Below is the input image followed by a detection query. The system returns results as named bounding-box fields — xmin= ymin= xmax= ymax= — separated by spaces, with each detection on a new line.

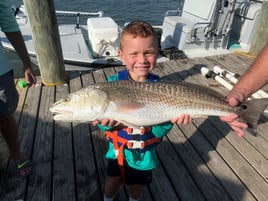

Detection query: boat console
xmin=160 ymin=0 xmax=262 ymax=56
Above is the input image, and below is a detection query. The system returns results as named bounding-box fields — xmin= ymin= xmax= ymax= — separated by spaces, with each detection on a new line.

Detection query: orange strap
xmin=105 ymin=130 xmax=126 ymax=182
xmin=144 ymin=137 xmax=161 ymax=146
xmin=105 ymin=129 xmax=161 ymax=183
xmin=105 ymin=130 xmax=126 ymax=166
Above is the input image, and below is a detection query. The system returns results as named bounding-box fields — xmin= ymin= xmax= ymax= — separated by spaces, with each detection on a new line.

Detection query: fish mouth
xmin=50 ymin=110 xmax=73 ymax=119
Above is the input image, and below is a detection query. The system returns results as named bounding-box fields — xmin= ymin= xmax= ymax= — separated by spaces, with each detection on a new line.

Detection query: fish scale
xmin=99 ymin=81 xmax=232 ymax=112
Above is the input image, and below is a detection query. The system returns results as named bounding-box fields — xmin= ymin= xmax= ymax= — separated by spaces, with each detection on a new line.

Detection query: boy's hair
xmin=120 ymin=20 xmax=158 ymax=50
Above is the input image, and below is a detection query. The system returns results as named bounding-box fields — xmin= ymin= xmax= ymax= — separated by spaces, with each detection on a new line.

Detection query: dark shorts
xmin=0 ymin=70 xmax=19 ymax=117
xmin=107 ymin=159 xmax=152 ymax=185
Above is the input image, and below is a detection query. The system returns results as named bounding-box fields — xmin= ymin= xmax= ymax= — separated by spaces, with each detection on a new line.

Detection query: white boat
xmin=160 ymin=0 xmax=263 ymax=58
xmin=0 ymin=5 xmax=122 ymax=71
xmin=0 ymin=0 xmax=263 ymax=71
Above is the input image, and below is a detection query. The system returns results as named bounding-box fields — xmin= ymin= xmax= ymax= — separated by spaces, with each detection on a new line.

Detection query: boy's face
xmin=118 ymin=35 xmax=158 ymax=82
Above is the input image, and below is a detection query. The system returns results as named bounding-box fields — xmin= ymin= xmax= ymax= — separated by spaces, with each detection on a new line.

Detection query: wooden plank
xmin=26 ymin=84 xmax=55 ymax=200
xmin=204 ymin=54 xmax=251 ymax=75
xmin=156 ymin=135 xmax=206 ymax=201
xmin=148 ymin=159 xmax=185 ymax=201
xmin=179 ymin=120 xmax=257 ymax=201
xmin=194 ymin=117 xmax=268 ymax=200
xmin=168 ymin=125 xmax=238 ymax=201
xmin=53 ymin=82 xmax=76 ymax=201
xmin=255 ymin=120 xmax=268 ymax=141
xmin=93 ymin=69 xmax=109 ymax=83
xmin=102 ymin=67 xmax=117 ymax=78
xmin=69 ymin=71 xmax=103 ymax=200
xmin=0 ymin=81 xmax=42 ymax=200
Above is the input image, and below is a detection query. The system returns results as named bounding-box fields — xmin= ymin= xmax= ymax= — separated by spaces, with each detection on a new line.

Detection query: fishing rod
xmin=200 ymin=66 xmax=233 ymax=90
xmin=201 ymin=66 xmax=268 ymax=118
xmin=213 ymin=66 xmax=268 ymax=99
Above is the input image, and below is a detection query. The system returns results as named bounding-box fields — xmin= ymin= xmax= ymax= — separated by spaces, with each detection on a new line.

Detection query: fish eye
xmin=63 ymin=98 xmax=69 ymax=102
xmin=241 ymin=104 xmax=247 ymax=110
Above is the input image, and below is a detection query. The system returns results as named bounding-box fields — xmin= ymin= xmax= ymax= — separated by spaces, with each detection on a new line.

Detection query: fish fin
xmin=161 ymin=81 xmax=225 ymax=99
xmin=246 ymin=128 xmax=258 ymax=136
xmin=113 ymin=101 xmax=145 ymax=113
xmin=238 ymin=98 xmax=268 ymax=136
xmin=118 ymin=121 xmax=140 ymax=128
xmin=191 ymin=115 xmax=208 ymax=119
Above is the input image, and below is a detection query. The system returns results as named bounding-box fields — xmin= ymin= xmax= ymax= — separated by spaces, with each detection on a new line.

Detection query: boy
xmin=93 ymin=20 xmax=191 ymax=201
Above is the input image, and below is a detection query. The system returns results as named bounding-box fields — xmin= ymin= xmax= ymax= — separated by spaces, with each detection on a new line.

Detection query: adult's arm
xmin=220 ymin=44 xmax=268 ymax=136
xmin=228 ymin=45 xmax=268 ymax=105
xmin=5 ymin=31 xmax=36 ymax=86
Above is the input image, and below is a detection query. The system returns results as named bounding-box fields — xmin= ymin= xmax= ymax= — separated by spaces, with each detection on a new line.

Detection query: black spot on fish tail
xmin=238 ymin=98 xmax=268 ymax=136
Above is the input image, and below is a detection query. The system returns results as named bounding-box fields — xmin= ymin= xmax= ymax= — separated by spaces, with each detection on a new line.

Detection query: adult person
xmin=220 ymin=44 xmax=268 ymax=136
xmin=0 ymin=0 xmax=36 ymax=177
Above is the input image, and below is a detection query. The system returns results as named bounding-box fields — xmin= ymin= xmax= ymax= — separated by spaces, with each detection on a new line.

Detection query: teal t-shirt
xmin=0 ymin=0 xmax=20 ymax=76
xmin=98 ymin=72 xmax=173 ymax=170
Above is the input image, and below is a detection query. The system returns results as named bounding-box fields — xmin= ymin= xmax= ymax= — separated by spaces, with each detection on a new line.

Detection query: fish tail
xmin=239 ymin=98 xmax=268 ymax=136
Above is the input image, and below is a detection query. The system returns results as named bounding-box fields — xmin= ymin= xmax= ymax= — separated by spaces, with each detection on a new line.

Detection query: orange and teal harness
xmin=105 ymin=126 xmax=162 ymax=167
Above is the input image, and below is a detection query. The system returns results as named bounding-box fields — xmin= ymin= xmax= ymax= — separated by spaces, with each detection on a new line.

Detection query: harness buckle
xmin=127 ymin=140 xmax=145 ymax=149
xmin=114 ymin=149 xmax=119 ymax=157
xmin=126 ymin=127 xmax=145 ymax=135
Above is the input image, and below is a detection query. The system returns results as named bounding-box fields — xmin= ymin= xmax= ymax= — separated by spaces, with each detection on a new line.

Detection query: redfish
xmin=50 ymin=81 xmax=268 ymax=136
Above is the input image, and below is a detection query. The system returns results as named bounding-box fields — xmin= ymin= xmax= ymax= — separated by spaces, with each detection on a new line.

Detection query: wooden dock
xmin=0 ymin=53 xmax=268 ymax=201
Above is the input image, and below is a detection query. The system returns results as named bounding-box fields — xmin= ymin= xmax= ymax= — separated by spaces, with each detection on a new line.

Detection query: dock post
xmin=249 ymin=0 xmax=268 ymax=56
xmin=23 ymin=0 xmax=67 ymax=85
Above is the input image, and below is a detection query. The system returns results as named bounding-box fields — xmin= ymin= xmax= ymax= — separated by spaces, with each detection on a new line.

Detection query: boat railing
xmin=186 ymin=22 xmax=212 ymax=43
xmin=164 ymin=9 xmax=182 ymax=16
xmin=12 ymin=5 xmax=104 ymax=29
xmin=55 ymin=10 xmax=104 ymax=28
xmin=55 ymin=10 xmax=104 ymax=18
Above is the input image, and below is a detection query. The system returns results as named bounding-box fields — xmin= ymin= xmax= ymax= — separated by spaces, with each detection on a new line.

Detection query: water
xmin=9 ymin=0 xmax=180 ymax=78
xmin=11 ymin=0 xmax=180 ymax=26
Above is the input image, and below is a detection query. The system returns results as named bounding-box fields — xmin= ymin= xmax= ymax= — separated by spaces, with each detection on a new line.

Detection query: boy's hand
xmin=92 ymin=119 xmax=121 ymax=127
xmin=171 ymin=114 xmax=192 ymax=125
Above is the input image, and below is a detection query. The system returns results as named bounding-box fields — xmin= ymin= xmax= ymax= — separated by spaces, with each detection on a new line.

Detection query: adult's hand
xmin=220 ymin=90 xmax=248 ymax=137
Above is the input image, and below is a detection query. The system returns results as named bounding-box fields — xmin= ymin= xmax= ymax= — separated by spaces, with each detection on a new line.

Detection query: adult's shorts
xmin=0 ymin=70 xmax=19 ymax=117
